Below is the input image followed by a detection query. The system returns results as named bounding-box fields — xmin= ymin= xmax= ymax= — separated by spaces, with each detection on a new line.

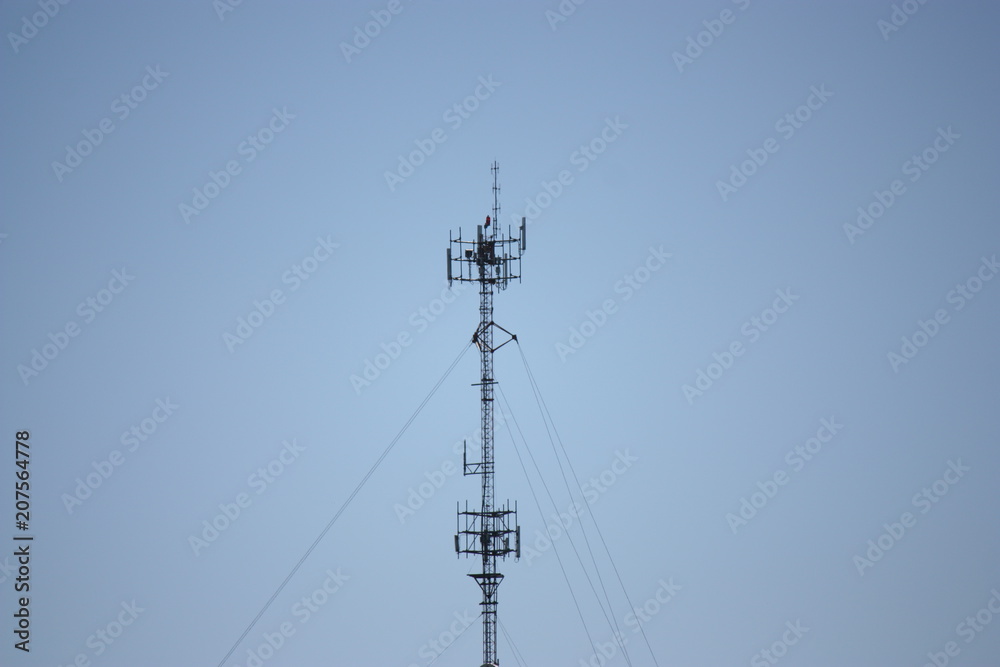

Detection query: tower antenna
xmin=447 ymin=162 xmax=527 ymax=667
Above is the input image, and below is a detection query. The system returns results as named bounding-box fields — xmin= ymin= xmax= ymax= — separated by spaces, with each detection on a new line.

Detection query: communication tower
xmin=447 ymin=162 xmax=526 ymax=667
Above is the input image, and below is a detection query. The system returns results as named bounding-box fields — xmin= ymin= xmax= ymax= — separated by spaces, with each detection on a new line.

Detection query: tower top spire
xmin=492 ymin=161 xmax=501 ymax=233
xmin=447 ymin=164 xmax=525 ymax=291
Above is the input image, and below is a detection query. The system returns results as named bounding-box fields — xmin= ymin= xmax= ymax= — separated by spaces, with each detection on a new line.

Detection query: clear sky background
xmin=2 ymin=1 xmax=999 ymax=666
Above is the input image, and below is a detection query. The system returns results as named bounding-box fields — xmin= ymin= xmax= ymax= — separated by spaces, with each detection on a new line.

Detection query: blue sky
xmin=2 ymin=1 xmax=999 ymax=666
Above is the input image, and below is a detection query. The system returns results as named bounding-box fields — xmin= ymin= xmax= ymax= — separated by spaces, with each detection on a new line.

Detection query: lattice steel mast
xmin=448 ymin=162 xmax=525 ymax=667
